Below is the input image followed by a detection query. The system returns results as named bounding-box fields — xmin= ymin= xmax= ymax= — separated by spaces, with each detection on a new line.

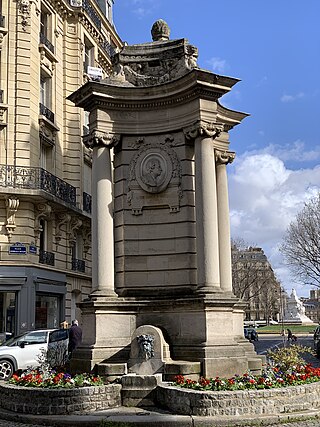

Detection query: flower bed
xmin=0 ymin=381 xmax=121 ymax=415
xmin=173 ymin=364 xmax=320 ymax=391
xmin=156 ymin=356 xmax=320 ymax=417
xmin=9 ymin=370 xmax=104 ymax=388
xmin=156 ymin=379 xmax=320 ymax=417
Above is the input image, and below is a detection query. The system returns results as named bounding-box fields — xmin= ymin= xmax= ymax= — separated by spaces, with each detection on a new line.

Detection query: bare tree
xmin=281 ymin=193 xmax=320 ymax=288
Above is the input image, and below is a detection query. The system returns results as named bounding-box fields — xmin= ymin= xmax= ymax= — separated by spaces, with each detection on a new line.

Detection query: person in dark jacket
xmin=68 ymin=319 xmax=82 ymax=359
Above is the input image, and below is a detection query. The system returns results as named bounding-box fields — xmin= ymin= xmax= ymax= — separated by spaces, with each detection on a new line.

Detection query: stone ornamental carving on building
xmin=127 ymin=135 xmax=182 ymax=215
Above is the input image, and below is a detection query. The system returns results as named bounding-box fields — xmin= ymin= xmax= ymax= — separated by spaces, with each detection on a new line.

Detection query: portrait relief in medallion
xmin=136 ymin=150 xmax=172 ymax=194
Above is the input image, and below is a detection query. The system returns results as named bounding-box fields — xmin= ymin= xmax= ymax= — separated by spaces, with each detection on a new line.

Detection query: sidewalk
xmin=2 ymin=405 xmax=320 ymax=427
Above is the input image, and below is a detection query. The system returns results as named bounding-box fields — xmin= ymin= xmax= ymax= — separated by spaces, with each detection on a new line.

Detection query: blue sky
xmin=113 ymin=0 xmax=320 ymax=296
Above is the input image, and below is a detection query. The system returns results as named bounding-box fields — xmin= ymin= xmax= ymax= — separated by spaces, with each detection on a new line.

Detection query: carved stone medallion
xmin=136 ymin=149 xmax=172 ymax=194
xmin=127 ymin=135 xmax=182 ymax=215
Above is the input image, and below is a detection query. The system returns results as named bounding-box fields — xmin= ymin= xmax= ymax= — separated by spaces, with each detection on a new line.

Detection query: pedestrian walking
xmin=68 ymin=319 xmax=82 ymax=360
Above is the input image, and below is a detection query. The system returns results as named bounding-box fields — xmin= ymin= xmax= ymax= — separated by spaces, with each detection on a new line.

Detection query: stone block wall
xmin=0 ymin=383 xmax=121 ymax=415
xmin=156 ymin=382 xmax=320 ymax=416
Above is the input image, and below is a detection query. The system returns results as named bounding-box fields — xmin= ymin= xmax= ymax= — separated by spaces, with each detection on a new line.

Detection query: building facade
xmin=232 ymin=245 xmax=281 ymax=323
xmin=302 ymin=290 xmax=320 ymax=323
xmin=0 ymin=0 xmax=121 ymax=337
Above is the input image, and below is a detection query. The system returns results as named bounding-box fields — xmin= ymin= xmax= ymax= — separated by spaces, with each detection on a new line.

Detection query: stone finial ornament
xmin=151 ymin=19 xmax=170 ymax=41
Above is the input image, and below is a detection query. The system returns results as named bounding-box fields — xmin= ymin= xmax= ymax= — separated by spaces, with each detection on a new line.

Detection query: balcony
xmin=39 ymin=250 xmax=55 ymax=266
xmin=0 ymin=165 xmax=77 ymax=207
xmin=39 ymin=103 xmax=54 ymax=123
xmin=72 ymin=258 xmax=85 ymax=273
xmin=83 ymin=0 xmax=101 ymax=30
xmin=100 ymin=40 xmax=116 ymax=58
xmin=39 ymin=32 xmax=54 ymax=54
xmin=83 ymin=192 xmax=92 ymax=214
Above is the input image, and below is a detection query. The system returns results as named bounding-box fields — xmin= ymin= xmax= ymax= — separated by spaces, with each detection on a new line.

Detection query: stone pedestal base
xmin=121 ymin=374 xmax=162 ymax=407
xmin=73 ymin=295 xmax=262 ymax=378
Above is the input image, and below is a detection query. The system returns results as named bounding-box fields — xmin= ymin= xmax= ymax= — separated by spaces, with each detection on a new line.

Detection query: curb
xmin=1 ymin=407 xmax=320 ymax=427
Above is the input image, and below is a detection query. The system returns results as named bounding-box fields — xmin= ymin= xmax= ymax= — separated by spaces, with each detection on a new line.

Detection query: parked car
xmin=0 ymin=328 xmax=69 ymax=380
xmin=0 ymin=332 xmax=13 ymax=344
xmin=244 ymin=327 xmax=259 ymax=342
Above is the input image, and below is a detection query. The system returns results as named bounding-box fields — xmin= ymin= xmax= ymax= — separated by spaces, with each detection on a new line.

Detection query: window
xmin=35 ymin=294 xmax=60 ymax=329
xmin=49 ymin=329 xmax=68 ymax=343
xmin=39 ymin=218 xmax=47 ymax=252
xmin=40 ymin=5 xmax=51 ymax=40
xmin=71 ymin=233 xmax=85 ymax=272
xmin=83 ymin=36 xmax=94 ymax=72
xmin=40 ymin=137 xmax=53 ymax=171
xmin=0 ymin=293 xmax=16 ymax=338
xmin=20 ymin=331 xmax=48 ymax=345
xmin=40 ymin=76 xmax=51 ymax=108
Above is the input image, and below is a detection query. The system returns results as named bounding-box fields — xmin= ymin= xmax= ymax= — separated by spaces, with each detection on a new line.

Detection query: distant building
xmin=302 ymin=290 xmax=320 ymax=323
xmin=0 ymin=0 xmax=122 ymax=336
xmin=232 ymin=245 xmax=281 ymax=323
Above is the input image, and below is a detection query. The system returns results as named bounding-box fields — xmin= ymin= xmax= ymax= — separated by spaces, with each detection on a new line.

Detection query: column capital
xmin=83 ymin=129 xmax=121 ymax=149
xmin=184 ymin=120 xmax=224 ymax=140
xmin=215 ymin=150 xmax=236 ymax=165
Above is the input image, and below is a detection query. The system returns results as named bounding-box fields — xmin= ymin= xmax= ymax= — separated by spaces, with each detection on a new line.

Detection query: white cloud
xmin=229 ymin=152 xmax=320 ymax=296
xmin=280 ymin=92 xmax=305 ymax=103
xmin=129 ymin=0 xmax=157 ymax=18
xmin=206 ymin=57 xmax=227 ymax=73
xmin=242 ymin=140 xmax=320 ymax=164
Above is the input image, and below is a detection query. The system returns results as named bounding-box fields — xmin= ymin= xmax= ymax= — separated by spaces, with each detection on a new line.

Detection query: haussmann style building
xmin=0 ymin=0 xmax=122 ymax=339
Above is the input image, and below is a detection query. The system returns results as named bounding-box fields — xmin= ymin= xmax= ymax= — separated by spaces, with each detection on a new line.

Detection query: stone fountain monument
xmin=69 ymin=20 xmax=262 ymax=380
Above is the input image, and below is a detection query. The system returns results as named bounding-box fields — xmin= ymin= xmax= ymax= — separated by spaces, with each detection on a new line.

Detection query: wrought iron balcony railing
xmin=83 ymin=0 xmax=101 ymax=30
xmin=0 ymin=165 xmax=77 ymax=207
xmin=100 ymin=40 xmax=116 ymax=58
xmin=39 ymin=32 xmax=54 ymax=54
xmin=72 ymin=258 xmax=85 ymax=273
xmin=39 ymin=250 xmax=55 ymax=266
xmin=39 ymin=103 xmax=54 ymax=123
xmin=83 ymin=192 xmax=92 ymax=213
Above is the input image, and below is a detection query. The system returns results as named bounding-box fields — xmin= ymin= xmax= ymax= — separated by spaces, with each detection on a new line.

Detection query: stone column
xmin=83 ymin=129 xmax=120 ymax=297
xmin=216 ymin=150 xmax=236 ymax=294
xmin=184 ymin=121 xmax=224 ymax=293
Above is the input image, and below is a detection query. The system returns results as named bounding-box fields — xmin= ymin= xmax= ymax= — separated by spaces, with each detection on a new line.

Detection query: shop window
xmin=0 ymin=292 xmax=15 ymax=340
xmin=35 ymin=294 xmax=61 ymax=329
